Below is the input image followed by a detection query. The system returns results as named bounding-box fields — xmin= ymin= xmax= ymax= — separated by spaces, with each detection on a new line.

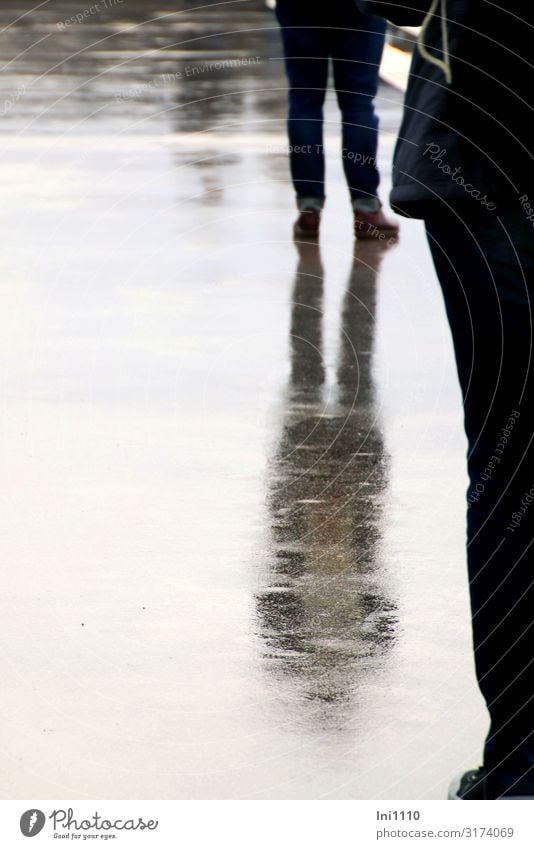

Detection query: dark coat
xmin=375 ymin=1 xmax=534 ymax=218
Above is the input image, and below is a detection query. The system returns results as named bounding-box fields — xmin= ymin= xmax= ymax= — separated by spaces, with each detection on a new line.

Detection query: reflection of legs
xmin=275 ymin=1 xmax=329 ymax=210
xmin=337 ymin=242 xmax=384 ymax=409
xmin=330 ymin=2 xmax=386 ymax=208
xmin=426 ymin=207 xmax=534 ymax=798
xmin=290 ymin=242 xmax=325 ymax=396
xmin=260 ymin=239 xmax=394 ymax=710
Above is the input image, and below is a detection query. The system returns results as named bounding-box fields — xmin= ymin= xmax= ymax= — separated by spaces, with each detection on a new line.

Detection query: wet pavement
xmin=1 ymin=1 xmax=486 ymax=799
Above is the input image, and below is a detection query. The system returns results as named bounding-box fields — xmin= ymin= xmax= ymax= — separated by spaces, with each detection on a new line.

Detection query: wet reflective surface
xmin=0 ymin=1 xmax=486 ymax=798
xmin=260 ymin=242 xmax=396 ymax=722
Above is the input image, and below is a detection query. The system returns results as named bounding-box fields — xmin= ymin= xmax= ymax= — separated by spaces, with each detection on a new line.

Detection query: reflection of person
xmin=274 ymin=0 xmax=399 ymax=240
xmin=365 ymin=0 xmax=534 ymax=799
xmin=257 ymin=241 xmax=396 ymax=721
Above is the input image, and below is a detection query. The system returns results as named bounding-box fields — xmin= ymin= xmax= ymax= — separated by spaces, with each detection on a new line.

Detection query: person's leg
xmin=330 ymin=0 xmax=386 ymax=209
xmin=275 ymin=0 xmax=329 ymax=211
xmin=425 ymin=205 xmax=534 ymax=798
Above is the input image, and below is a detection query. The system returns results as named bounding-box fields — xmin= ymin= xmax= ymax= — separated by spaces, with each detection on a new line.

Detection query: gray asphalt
xmin=0 ymin=0 xmax=486 ymax=799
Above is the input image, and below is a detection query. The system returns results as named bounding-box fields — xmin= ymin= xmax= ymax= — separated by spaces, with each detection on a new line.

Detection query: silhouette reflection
xmin=258 ymin=241 xmax=397 ymax=723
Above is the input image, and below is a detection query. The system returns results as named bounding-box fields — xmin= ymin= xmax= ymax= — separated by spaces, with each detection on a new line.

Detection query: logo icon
xmin=20 ymin=810 xmax=46 ymax=837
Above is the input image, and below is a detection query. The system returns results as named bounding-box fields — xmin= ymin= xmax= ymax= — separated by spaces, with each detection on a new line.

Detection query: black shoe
xmin=448 ymin=769 xmax=488 ymax=799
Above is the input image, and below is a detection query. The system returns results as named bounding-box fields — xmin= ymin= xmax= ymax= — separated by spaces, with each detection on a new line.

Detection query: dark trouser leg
xmin=426 ymin=206 xmax=534 ymax=797
xmin=275 ymin=1 xmax=329 ymax=209
xmin=330 ymin=0 xmax=386 ymax=207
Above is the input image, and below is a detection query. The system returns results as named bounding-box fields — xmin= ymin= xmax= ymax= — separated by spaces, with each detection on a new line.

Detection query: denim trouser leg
xmin=275 ymin=4 xmax=328 ymax=208
xmin=426 ymin=206 xmax=534 ymax=797
xmin=331 ymin=13 xmax=386 ymax=205
xmin=275 ymin=0 xmax=386 ymax=209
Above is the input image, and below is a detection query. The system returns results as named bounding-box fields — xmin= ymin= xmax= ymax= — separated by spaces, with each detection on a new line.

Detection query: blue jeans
xmin=275 ymin=0 xmax=386 ymax=211
xmin=426 ymin=204 xmax=534 ymax=798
